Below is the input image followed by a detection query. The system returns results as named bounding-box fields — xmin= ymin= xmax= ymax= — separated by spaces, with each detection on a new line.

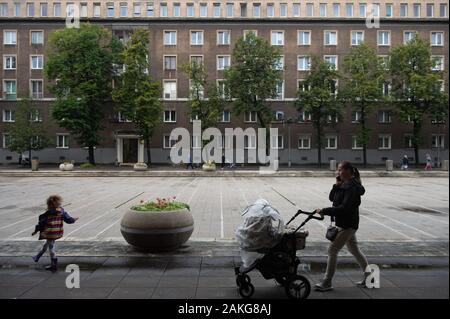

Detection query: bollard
xmin=31 ymin=159 xmax=39 ymax=171
xmin=330 ymin=160 xmax=337 ymax=171
xmin=386 ymin=159 xmax=393 ymax=171
xmin=443 ymin=160 xmax=449 ymax=171
xmin=273 ymin=159 xmax=279 ymax=171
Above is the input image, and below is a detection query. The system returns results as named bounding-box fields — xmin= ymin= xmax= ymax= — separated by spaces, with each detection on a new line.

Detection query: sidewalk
xmin=0 ymin=240 xmax=448 ymax=299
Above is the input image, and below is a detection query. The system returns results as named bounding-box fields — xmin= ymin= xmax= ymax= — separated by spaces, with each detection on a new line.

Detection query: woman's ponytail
xmin=353 ymin=167 xmax=362 ymax=185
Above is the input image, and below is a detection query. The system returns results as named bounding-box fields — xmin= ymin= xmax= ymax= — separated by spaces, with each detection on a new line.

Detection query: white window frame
xmin=324 ymin=55 xmax=338 ymax=70
xmin=217 ymin=30 xmax=231 ymax=45
xmin=56 ymin=134 xmax=69 ymax=149
xmin=430 ymin=31 xmax=444 ymax=47
xmin=400 ymin=3 xmax=408 ymax=17
xmin=319 ymin=3 xmax=327 ymax=17
xmin=190 ymin=30 xmax=204 ymax=46
xmin=2 ymin=133 xmax=11 ymax=148
xmin=217 ymin=55 xmax=231 ymax=70
xmin=377 ymin=30 xmax=391 ymax=46
xmin=271 ymin=135 xmax=284 ymax=149
xmin=163 ymin=80 xmax=177 ymax=100
xmin=298 ymin=55 xmax=311 ymax=71
xmin=298 ymin=136 xmax=311 ymax=149
xmin=163 ymin=55 xmax=177 ymax=71
xmin=163 ymin=30 xmax=177 ymax=46
xmin=325 ymin=135 xmax=338 ymax=150
xmin=30 ymin=79 xmax=44 ymax=99
xmin=271 ymin=30 xmax=284 ymax=46
xmin=351 ymin=30 xmax=364 ymax=46
xmin=432 ymin=134 xmax=445 ymax=148
xmin=385 ymin=3 xmax=393 ymax=17
xmin=352 ymin=111 xmax=362 ymax=123
xmin=432 ymin=55 xmax=445 ymax=71
xmin=378 ymin=134 xmax=391 ymax=150
xmin=244 ymin=135 xmax=257 ymax=149
xmin=297 ymin=30 xmax=311 ymax=46
xmin=163 ymin=134 xmax=176 ymax=149
xmin=3 ymin=109 xmax=15 ymax=122
xmin=30 ymin=55 xmax=44 ymax=70
xmin=352 ymin=136 xmax=363 ymax=150
xmin=346 ymin=3 xmax=354 ymax=17
xmin=219 ymin=110 xmax=231 ymax=123
xmin=244 ymin=111 xmax=257 ymax=123
xmin=324 ymin=30 xmax=338 ymax=46
xmin=403 ymin=31 xmax=417 ymax=44
xmin=3 ymin=30 xmax=17 ymax=45
xmin=3 ymin=55 xmax=17 ymax=70
xmin=3 ymin=80 xmax=17 ymax=100
xmin=413 ymin=3 xmax=421 ymax=18
xmin=163 ymin=110 xmax=177 ymax=123
xmin=30 ymin=30 xmax=44 ymax=45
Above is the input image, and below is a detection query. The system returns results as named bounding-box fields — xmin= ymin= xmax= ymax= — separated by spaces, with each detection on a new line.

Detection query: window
xmin=346 ymin=3 xmax=353 ymax=17
xmin=190 ymin=31 xmax=204 ymax=45
xmin=31 ymin=31 xmax=44 ymax=44
xmin=107 ymin=2 xmax=114 ymax=17
xmin=319 ymin=3 xmax=327 ymax=17
xmin=164 ymin=110 xmax=177 ymax=122
xmin=190 ymin=55 xmax=204 ymax=65
xmin=298 ymin=110 xmax=311 ymax=122
xmin=332 ymin=3 xmax=340 ymax=17
xmin=219 ymin=110 xmax=231 ymax=123
xmin=298 ymin=80 xmax=311 ymax=92
xmin=226 ymin=3 xmax=233 ymax=17
xmin=298 ymin=136 xmax=311 ymax=149
xmin=200 ymin=3 xmax=207 ymax=17
xmin=274 ymin=82 xmax=284 ymax=100
xmin=324 ymin=55 xmax=338 ymax=70
xmin=146 ymin=2 xmax=153 ymax=17
xmin=280 ymin=3 xmax=287 ymax=17
xmin=3 ymin=81 xmax=16 ymax=100
xmin=133 ymin=3 xmax=141 ymax=17
xmin=117 ymin=112 xmax=132 ymax=122
xmin=432 ymin=56 xmax=445 ymax=71
xmin=217 ymin=80 xmax=230 ymax=99
xmin=14 ymin=2 xmax=21 ymax=17
xmin=431 ymin=32 xmax=444 ymax=46
xmin=404 ymin=135 xmax=413 ymax=148
xmin=271 ymin=31 xmax=284 ymax=45
xmin=378 ymin=31 xmax=391 ymax=46
xmin=217 ymin=56 xmax=230 ymax=70
xmin=27 ymin=2 xmax=35 ymax=16
xmin=3 ymin=109 xmax=15 ymax=122
xmin=163 ymin=135 xmax=176 ymax=149
xmin=298 ymin=31 xmax=311 ymax=45
xmin=352 ymin=111 xmax=362 ymax=123
xmin=293 ymin=3 xmax=300 ymax=17
xmin=40 ymin=2 xmax=48 ymax=16
xmin=186 ymin=3 xmax=194 ymax=17
xmin=404 ymin=31 xmax=417 ymax=43
xmin=171 ymin=3 xmax=180 ymax=17
xmin=163 ymin=81 xmax=177 ymax=100
xmin=217 ymin=31 xmax=230 ymax=45
xmin=78 ymin=2 xmax=86 ymax=17
xmin=271 ymin=135 xmax=284 ymax=149
xmin=4 ymin=56 xmax=16 ymax=70
xmin=426 ymin=4 xmax=434 ymax=17
xmin=371 ymin=3 xmax=380 ymax=17
xmin=274 ymin=56 xmax=284 ymax=71
xmin=378 ymin=110 xmax=391 ymax=123
xmin=244 ymin=111 xmax=257 ymax=123
xmin=385 ymin=3 xmax=393 ymax=17
xmin=119 ymin=2 xmax=127 ymax=17
xmin=0 ymin=3 xmax=8 ymax=17
xmin=274 ymin=111 xmax=284 ymax=121
xmin=352 ymin=136 xmax=363 ymax=150
xmin=252 ymin=3 xmax=260 ymax=17
xmin=351 ymin=31 xmax=364 ymax=45
xmin=359 ymin=3 xmax=366 ymax=17
xmin=31 ymin=55 xmax=43 ymax=69
xmin=243 ymin=30 xmax=257 ymax=39
xmin=244 ymin=135 xmax=257 ymax=149
xmin=378 ymin=135 xmax=391 ymax=149
xmin=267 ymin=3 xmax=275 ymax=17
xmin=29 ymin=109 xmax=42 ymax=122
xmin=164 ymin=31 xmax=176 ymax=45
xmin=326 ymin=136 xmax=338 ymax=149
xmin=432 ymin=135 xmax=445 ymax=148
xmin=413 ymin=3 xmax=420 ymax=17
xmin=30 ymin=80 xmax=43 ymax=99
xmin=379 ymin=55 xmax=390 ymax=70
xmin=298 ymin=56 xmax=311 ymax=71
xmin=381 ymin=82 xmax=391 ymax=96
xmin=440 ymin=3 xmax=447 ymax=17
xmin=400 ymin=3 xmax=408 ymax=17
xmin=213 ymin=3 xmax=221 ymax=17
xmin=4 ymin=30 xmax=17 ymax=45
xmin=56 ymin=134 xmax=69 ymax=148
xmin=163 ymin=56 xmax=176 ymax=70
xmin=66 ymin=2 xmax=74 ymax=17
xmin=306 ymin=3 xmax=314 ymax=16
xmin=324 ymin=31 xmax=338 ymax=45
xmin=2 ymin=133 xmax=11 ymax=148
xmin=30 ymin=134 xmax=41 ymax=147
xmin=92 ymin=3 xmax=100 ymax=17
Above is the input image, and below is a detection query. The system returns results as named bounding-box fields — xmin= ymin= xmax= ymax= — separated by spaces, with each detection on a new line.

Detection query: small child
xmin=31 ymin=195 xmax=78 ymax=272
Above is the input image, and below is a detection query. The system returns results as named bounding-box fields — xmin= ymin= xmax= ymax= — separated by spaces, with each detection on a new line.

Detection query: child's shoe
xmin=45 ymin=258 xmax=58 ymax=272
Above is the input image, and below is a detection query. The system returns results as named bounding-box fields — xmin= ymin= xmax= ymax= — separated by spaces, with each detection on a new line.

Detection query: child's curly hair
xmin=47 ymin=195 xmax=62 ymax=211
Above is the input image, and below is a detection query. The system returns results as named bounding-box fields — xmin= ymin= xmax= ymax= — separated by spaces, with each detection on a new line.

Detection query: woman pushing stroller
xmin=313 ymin=161 xmax=370 ymax=292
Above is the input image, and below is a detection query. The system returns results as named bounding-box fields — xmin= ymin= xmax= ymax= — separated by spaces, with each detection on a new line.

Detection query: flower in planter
xmin=131 ymin=196 xmax=189 ymax=211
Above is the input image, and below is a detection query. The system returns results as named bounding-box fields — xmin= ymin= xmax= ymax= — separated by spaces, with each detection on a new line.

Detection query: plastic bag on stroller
xmin=235 ymin=199 xmax=285 ymax=268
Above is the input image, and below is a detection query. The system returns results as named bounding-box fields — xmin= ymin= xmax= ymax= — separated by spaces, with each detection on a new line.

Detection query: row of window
xmin=1 ymin=2 xmax=448 ymax=19
xmin=3 ymin=29 xmax=446 ymax=47
xmin=2 ymin=131 xmax=443 ymax=151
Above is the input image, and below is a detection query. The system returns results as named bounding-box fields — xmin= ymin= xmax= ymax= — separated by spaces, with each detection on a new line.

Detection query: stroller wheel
xmin=275 ymin=275 xmax=289 ymax=286
xmin=285 ymin=275 xmax=311 ymax=299
xmin=238 ymin=283 xmax=255 ymax=299
xmin=236 ymin=274 xmax=251 ymax=287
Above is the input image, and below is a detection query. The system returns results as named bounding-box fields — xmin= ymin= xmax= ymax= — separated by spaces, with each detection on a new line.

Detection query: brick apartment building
xmin=0 ymin=0 xmax=448 ymax=165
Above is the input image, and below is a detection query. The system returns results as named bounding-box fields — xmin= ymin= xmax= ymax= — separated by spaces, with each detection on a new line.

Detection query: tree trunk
xmin=88 ymin=146 xmax=95 ymax=165
xmin=146 ymin=137 xmax=152 ymax=166
xmin=28 ymin=149 xmax=32 ymax=167
xmin=413 ymin=120 xmax=421 ymax=167
xmin=257 ymin=112 xmax=270 ymax=159
xmin=361 ymin=114 xmax=367 ymax=168
xmin=316 ymin=124 xmax=322 ymax=168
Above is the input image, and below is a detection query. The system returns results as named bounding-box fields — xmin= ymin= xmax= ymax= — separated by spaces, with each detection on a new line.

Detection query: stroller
xmin=234 ymin=207 xmax=324 ymax=299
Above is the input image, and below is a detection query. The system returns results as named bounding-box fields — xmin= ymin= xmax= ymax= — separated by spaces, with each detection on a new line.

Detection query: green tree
xmin=295 ymin=55 xmax=341 ymax=168
xmin=45 ymin=23 xmax=122 ymax=165
xmin=7 ymin=98 xmax=49 ymax=164
xmin=340 ymin=43 xmax=386 ymax=167
xmin=389 ymin=36 xmax=449 ymax=165
xmin=112 ymin=28 xmax=162 ymax=166
xmin=224 ymin=33 xmax=282 ymax=155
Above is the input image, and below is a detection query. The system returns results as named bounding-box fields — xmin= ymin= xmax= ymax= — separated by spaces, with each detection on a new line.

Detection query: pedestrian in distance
xmin=313 ymin=161 xmax=369 ymax=292
xmin=31 ymin=195 xmax=78 ymax=272
xmin=401 ymin=155 xmax=409 ymax=170
xmin=186 ymin=154 xmax=194 ymax=170
xmin=425 ymin=154 xmax=433 ymax=171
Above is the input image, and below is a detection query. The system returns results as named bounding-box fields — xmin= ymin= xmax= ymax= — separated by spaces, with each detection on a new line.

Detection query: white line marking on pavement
xmin=0 ymin=215 xmax=36 ymax=230
xmin=369 ymin=194 xmax=449 ymax=216
xmin=232 ymin=176 xmax=249 ymax=206
xmin=220 ymin=178 xmax=224 ymax=239
xmin=94 ymin=218 xmax=121 ymax=238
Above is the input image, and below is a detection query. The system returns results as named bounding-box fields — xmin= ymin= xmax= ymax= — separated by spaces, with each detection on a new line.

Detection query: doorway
xmin=122 ymin=138 xmax=138 ymax=164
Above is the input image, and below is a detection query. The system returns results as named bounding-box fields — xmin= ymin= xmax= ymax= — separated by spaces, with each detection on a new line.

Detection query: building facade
xmin=0 ymin=0 xmax=448 ymax=165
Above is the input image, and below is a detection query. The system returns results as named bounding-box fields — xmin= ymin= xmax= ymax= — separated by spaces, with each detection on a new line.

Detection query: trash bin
xmin=386 ymin=160 xmax=393 ymax=171
xmin=31 ymin=159 xmax=39 ymax=171
xmin=272 ymin=159 xmax=279 ymax=171
xmin=330 ymin=160 xmax=337 ymax=171
xmin=443 ymin=160 xmax=449 ymax=171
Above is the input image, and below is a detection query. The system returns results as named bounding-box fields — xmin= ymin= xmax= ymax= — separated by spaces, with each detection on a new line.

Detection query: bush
xmin=80 ymin=163 xmax=96 ymax=169
xmin=131 ymin=196 xmax=189 ymax=212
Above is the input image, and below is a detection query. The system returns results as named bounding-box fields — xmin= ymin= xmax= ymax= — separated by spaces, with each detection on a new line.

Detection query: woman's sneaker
xmin=314 ymin=279 xmax=333 ymax=291
xmin=356 ymin=271 xmax=372 ymax=288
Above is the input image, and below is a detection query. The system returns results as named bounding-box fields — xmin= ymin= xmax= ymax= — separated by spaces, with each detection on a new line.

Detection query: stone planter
xmin=133 ymin=162 xmax=148 ymax=171
xmin=202 ymin=163 xmax=216 ymax=171
xmin=59 ymin=163 xmax=74 ymax=171
xmin=120 ymin=208 xmax=194 ymax=251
